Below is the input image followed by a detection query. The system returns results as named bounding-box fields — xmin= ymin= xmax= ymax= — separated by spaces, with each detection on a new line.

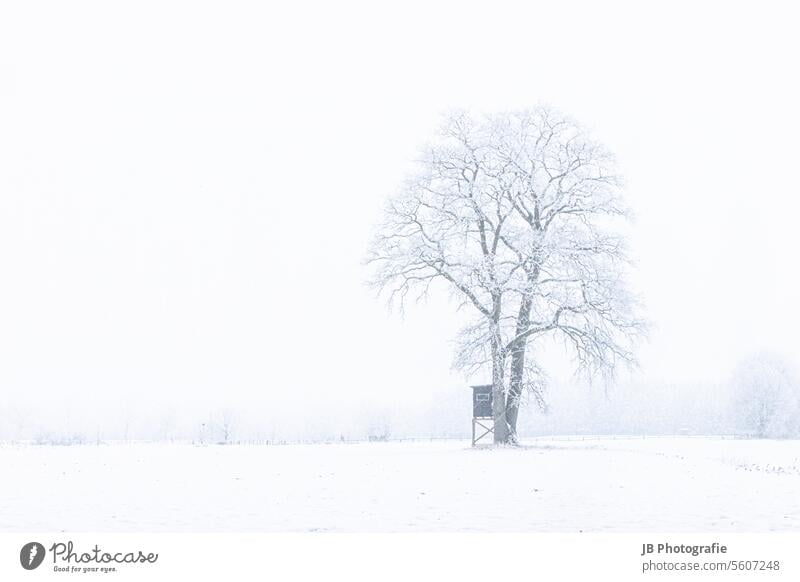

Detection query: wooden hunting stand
xmin=471 ymin=384 xmax=494 ymax=446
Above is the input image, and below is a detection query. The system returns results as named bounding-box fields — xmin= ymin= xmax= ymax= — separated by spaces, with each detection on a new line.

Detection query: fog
xmin=1 ymin=1 xmax=799 ymax=442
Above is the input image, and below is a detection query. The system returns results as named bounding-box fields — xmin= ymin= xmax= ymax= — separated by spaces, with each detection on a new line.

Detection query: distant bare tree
xmin=731 ymin=354 xmax=800 ymax=438
xmin=368 ymin=108 xmax=644 ymax=444
xmin=215 ymin=409 xmax=237 ymax=444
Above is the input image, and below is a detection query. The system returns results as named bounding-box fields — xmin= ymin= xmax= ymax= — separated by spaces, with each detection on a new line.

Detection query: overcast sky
xmin=1 ymin=1 xmax=799 ymax=438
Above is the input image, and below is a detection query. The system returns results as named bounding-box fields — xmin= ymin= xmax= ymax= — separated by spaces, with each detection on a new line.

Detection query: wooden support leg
xmin=472 ymin=418 xmax=494 ymax=446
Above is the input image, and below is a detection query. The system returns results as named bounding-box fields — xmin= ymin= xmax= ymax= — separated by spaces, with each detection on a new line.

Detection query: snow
xmin=2 ymin=437 xmax=798 ymax=532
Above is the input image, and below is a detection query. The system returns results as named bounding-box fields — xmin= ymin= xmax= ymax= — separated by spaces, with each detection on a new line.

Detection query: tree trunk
xmin=506 ymin=344 xmax=525 ymax=444
xmin=491 ymin=338 xmax=510 ymax=444
xmin=506 ymin=283 xmax=536 ymax=444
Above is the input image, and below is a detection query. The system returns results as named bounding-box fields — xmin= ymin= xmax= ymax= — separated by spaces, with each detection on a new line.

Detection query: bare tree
xmin=731 ymin=354 xmax=800 ymax=438
xmin=368 ymin=108 xmax=644 ymax=444
xmin=216 ymin=409 xmax=237 ymax=444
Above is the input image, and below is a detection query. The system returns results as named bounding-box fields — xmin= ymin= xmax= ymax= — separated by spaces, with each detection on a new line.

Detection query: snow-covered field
xmin=2 ymin=438 xmax=798 ymax=532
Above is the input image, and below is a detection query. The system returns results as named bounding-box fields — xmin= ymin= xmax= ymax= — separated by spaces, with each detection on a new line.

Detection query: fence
xmin=1 ymin=432 xmax=759 ymax=448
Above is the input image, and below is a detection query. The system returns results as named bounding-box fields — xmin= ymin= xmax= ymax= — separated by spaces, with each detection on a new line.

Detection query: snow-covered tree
xmin=731 ymin=353 xmax=800 ymax=438
xmin=368 ymin=108 xmax=644 ymax=443
xmin=214 ymin=409 xmax=237 ymax=444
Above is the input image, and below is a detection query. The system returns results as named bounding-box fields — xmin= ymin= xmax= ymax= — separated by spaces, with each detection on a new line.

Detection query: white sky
xmin=1 ymin=1 xmax=799 ymax=437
